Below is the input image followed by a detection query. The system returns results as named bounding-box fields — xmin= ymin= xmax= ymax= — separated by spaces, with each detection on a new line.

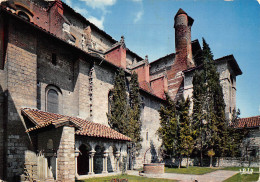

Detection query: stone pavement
xmin=127 ymin=170 xmax=238 ymax=182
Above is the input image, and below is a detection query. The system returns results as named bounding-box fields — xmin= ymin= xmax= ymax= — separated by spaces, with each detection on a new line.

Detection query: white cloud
xmin=88 ymin=16 xmax=105 ymax=29
xmin=79 ymin=0 xmax=117 ymax=10
xmin=74 ymin=7 xmax=88 ymax=16
xmin=257 ymin=0 xmax=260 ymax=4
xmin=134 ymin=10 xmax=143 ymax=23
xmin=64 ymin=0 xmax=72 ymax=6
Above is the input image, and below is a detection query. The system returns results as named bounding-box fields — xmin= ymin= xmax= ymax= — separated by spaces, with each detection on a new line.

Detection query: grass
xmin=222 ymin=167 xmax=259 ymax=172
xmin=223 ymin=173 xmax=259 ymax=182
xmin=165 ymin=166 xmax=218 ymax=175
xmin=76 ymin=174 xmax=177 ymax=182
xmin=223 ymin=167 xmax=259 ymax=182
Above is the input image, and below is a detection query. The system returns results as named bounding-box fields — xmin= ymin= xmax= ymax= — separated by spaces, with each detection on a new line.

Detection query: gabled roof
xmin=183 ymin=55 xmax=242 ymax=76
xmin=233 ymin=116 xmax=260 ymax=129
xmin=22 ymin=108 xmax=131 ymax=141
xmin=150 ymin=53 xmax=175 ymax=65
xmin=215 ymin=55 xmax=242 ymax=76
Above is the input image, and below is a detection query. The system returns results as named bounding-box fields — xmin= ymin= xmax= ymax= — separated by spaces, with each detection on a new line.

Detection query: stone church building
xmin=0 ymin=0 xmax=243 ymax=181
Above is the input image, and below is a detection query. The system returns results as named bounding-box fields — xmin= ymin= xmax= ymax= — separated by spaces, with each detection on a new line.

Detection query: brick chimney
xmin=167 ymin=9 xmax=194 ymax=100
xmin=53 ymin=0 xmax=63 ymax=15
xmin=105 ymin=36 xmax=126 ymax=69
xmin=132 ymin=55 xmax=150 ymax=83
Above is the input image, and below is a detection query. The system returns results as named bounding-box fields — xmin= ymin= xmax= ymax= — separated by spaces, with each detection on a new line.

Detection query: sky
xmin=64 ymin=0 xmax=260 ymax=118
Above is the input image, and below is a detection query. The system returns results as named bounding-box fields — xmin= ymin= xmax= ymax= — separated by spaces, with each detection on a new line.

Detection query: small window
xmin=141 ymin=97 xmax=145 ymax=109
xmin=230 ymin=75 xmax=234 ymax=85
xmin=108 ymin=91 xmax=113 ymax=114
xmin=47 ymin=89 xmax=59 ymax=113
xmin=146 ymin=131 xmax=148 ymax=141
xmin=52 ymin=53 xmax=57 ymax=65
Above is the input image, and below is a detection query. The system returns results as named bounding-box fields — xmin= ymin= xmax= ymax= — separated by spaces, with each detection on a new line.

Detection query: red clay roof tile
xmin=22 ymin=108 xmax=131 ymax=141
xmin=233 ymin=115 xmax=260 ymax=128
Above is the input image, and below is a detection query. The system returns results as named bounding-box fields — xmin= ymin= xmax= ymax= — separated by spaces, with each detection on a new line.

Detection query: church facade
xmin=0 ymin=0 xmax=242 ymax=181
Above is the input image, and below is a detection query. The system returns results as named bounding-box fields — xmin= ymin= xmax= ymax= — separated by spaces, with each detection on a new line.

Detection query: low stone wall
xmin=143 ymin=163 xmax=164 ymax=174
xmin=164 ymin=157 xmax=259 ymax=167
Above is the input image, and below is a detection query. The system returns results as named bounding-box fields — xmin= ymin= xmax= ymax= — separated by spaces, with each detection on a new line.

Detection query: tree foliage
xmin=107 ymin=68 xmax=129 ymax=136
xmin=157 ymin=93 xmax=178 ymax=156
xmin=192 ymin=38 xmax=228 ymax=164
xmin=178 ymin=97 xmax=194 ymax=164
xmin=107 ymin=69 xmax=142 ymax=155
xmin=128 ymin=72 xmax=142 ymax=152
xmin=158 ymin=94 xmax=194 ymax=167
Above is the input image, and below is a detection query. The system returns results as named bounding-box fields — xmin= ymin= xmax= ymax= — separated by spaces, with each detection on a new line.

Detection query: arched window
xmin=47 ymin=89 xmax=59 ymax=113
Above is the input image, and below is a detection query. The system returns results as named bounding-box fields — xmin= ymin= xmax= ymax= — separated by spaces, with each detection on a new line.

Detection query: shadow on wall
xmin=2 ymin=88 xmax=35 ymax=181
xmin=150 ymin=141 xmax=159 ymax=163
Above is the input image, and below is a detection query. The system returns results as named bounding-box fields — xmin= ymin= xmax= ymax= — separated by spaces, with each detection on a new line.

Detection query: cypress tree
xmin=157 ymin=93 xmax=178 ymax=157
xmin=107 ymin=68 xmax=128 ymax=135
xmin=128 ymin=72 xmax=142 ymax=169
xmin=178 ymin=97 xmax=194 ymax=168
xmin=192 ymin=38 xmax=228 ymax=166
xmin=108 ymin=70 xmax=142 ymax=169
xmin=128 ymin=72 xmax=142 ymax=151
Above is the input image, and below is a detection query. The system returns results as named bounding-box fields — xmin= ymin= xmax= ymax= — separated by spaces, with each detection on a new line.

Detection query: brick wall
xmin=105 ymin=45 xmax=126 ymax=69
xmin=150 ymin=77 xmax=167 ymax=99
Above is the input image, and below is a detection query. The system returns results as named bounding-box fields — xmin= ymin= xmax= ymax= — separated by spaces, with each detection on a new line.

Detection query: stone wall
xmin=57 ymin=126 xmax=75 ymax=182
xmin=183 ymin=61 xmax=237 ymax=119
xmin=0 ymin=70 xmax=5 ymax=180
xmin=165 ymin=157 xmax=259 ymax=168
xmin=136 ymin=92 xmax=162 ymax=168
xmin=91 ymin=64 xmax=114 ymax=125
xmin=5 ymin=18 xmax=38 ymax=180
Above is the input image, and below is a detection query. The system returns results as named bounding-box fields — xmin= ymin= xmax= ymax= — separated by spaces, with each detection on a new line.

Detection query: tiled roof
xmin=21 ymin=108 xmax=131 ymax=141
xmin=233 ymin=116 xmax=260 ymax=128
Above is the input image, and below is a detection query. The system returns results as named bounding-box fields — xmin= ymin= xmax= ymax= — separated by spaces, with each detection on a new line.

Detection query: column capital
xmin=89 ymin=149 xmax=96 ymax=157
xmin=115 ymin=151 xmax=121 ymax=158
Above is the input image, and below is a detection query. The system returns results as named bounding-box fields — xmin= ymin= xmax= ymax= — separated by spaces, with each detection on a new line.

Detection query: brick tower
xmin=167 ymin=8 xmax=195 ymax=100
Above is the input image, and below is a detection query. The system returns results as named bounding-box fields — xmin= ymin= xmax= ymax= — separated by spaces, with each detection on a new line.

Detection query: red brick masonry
xmin=143 ymin=163 xmax=165 ymax=174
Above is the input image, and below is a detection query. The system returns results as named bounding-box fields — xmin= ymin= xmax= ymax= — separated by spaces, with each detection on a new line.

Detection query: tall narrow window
xmin=52 ymin=53 xmax=57 ymax=66
xmin=47 ymin=89 xmax=59 ymax=113
xmin=108 ymin=91 xmax=113 ymax=114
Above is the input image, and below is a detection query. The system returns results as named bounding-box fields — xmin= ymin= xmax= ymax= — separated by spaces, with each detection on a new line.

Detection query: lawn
xmin=222 ymin=167 xmax=259 ymax=172
xmin=76 ymin=174 xmax=177 ymax=182
xmin=222 ymin=167 xmax=259 ymax=182
xmin=223 ymin=173 xmax=259 ymax=182
xmin=165 ymin=166 xmax=218 ymax=175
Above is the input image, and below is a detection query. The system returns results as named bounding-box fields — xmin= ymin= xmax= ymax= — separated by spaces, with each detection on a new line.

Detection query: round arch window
xmin=47 ymin=89 xmax=59 ymax=113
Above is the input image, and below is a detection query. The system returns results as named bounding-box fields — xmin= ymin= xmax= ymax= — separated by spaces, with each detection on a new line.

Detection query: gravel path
xmin=127 ymin=169 xmax=238 ymax=182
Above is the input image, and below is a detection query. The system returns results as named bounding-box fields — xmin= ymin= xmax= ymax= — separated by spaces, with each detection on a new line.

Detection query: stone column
xmin=102 ymin=150 xmax=109 ymax=174
xmin=115 ymin=151 xmax=121 ymax=172
xmin=88 ymin=149 xmax=95 ymax=175
xmin=75 ymin=149 xmax=80 ymax=178
xmin=57 ymin=126 xmax=75 ymax=181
